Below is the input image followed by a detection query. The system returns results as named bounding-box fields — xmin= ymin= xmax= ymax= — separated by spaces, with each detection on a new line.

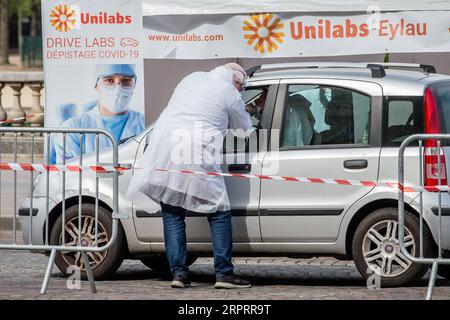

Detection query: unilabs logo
xmin=243 ymin=14 xmax=285 ymax=54
xmin=50 ymin=4 xmax=77 ymax=32
xmin=49 ymin=4 xmax=132 ymax=32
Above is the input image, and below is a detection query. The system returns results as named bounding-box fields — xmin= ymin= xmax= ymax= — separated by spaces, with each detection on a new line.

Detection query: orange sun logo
xmin=50 ymin=4 xmax=77 ymax=32
xmin=243 ymin=14 xmax=285 ymax=54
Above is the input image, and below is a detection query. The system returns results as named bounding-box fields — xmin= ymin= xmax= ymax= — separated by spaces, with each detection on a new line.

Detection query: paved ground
xmin=0 ymin=231 xmax=449 ymax=300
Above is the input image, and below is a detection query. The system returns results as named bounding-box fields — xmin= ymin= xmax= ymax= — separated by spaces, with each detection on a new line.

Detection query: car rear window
xmin=383 ymin=96 xmax=423 ymax=146
xmin=432 ymin=82 xmax=450 ymax=133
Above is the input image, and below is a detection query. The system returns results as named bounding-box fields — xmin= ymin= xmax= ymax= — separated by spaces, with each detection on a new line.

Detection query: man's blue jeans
xmin=161 ymin=202 xmax=234 ymax=279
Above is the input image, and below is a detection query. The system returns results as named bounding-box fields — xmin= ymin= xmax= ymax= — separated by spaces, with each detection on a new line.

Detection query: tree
xmin=0 ymin=0 xmax=9 ymax=65
xmin=17 ymin=0 xmax=22 ymax=58
xmin=30 ymin=0 xmax=40 ymax=37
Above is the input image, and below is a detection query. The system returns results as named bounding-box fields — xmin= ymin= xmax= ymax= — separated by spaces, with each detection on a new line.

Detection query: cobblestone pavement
xmin=0 ymin=241 xmax=450 ymax=300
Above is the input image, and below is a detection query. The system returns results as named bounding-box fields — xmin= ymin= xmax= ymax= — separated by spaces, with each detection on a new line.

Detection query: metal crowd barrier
xmin=0 ymin=128 xmax=121 ymax=294
xmin=399 ymin=134 xmax=450 ymax=300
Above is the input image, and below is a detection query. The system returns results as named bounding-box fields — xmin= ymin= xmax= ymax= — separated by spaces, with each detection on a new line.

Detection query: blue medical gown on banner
xmin=53 ymin=106 xmax=145 ymax=163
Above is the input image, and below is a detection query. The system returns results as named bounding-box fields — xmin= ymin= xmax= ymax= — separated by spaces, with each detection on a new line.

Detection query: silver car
xmin=20 ymin=62 xmax=450 ymax=287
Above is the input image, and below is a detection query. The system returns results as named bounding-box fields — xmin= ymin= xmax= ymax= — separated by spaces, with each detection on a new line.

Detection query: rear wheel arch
xmin=345 ymin=198 xmax=433 ymax=258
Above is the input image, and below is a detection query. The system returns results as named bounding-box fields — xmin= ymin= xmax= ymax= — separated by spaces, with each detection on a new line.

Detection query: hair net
xmin=223 ymin=63 xmax=247 ymax=85
xmin=94 ymin=64 xmax=137 ymax=88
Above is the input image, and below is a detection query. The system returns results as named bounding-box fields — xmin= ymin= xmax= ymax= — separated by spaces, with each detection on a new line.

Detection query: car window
xmin=242 ymin=87 xmax=269 ymax=127
xmin=223 ymin=86 xmax=269 ymax=154
xmin=383 ymin=97 xmax=423 ymax=146
xmin=281 ymin=85 xmax=370 ymax=148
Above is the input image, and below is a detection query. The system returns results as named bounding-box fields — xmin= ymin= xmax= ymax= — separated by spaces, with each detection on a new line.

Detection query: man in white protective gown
xmin=127 ymin=63 xmax=254 ymax=289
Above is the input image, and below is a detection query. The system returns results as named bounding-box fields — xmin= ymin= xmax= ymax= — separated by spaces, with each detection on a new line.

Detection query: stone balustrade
xmin=0 ymin=72 xmax=44 ymax=127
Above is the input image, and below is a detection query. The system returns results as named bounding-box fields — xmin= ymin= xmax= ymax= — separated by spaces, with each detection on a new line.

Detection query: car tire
xmin=352 ymin=207 xmax=431 ymax=287
xmin=50 ymin=203 xmax=126 ymax=280
xmin=140 ymin=254 xmax=197 ymax=274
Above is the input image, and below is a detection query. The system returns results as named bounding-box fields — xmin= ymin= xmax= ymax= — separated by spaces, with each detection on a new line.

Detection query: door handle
xmin=344 ymin=159 xmax=368 ymax=170
xmin=228 ymin=164 xmax=252 ymax=173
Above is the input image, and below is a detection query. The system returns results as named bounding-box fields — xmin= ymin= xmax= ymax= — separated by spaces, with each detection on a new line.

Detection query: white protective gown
xmin=127 ymin=66 xmax=253 ymax=214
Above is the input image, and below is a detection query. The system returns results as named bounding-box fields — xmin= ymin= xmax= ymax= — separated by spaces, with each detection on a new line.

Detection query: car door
xmin=220 ymin=81 xmax=279 ymax=243
xmin=131 ymin=81 xmax=279 ymax=243
xmin=259 ymin=79 xmax=383 ymax=242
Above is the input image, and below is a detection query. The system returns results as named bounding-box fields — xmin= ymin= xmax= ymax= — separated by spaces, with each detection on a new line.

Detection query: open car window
xmin=223 ymin=86 xmax=270 ymax=154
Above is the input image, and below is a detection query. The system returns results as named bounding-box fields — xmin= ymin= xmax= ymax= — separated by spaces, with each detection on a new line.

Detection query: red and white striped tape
xmin=0 ymin=162 xmax=447 ymax=193
xmin=0 ymin=163 xmax=128 ymax=173
xmin=152 ymin=168 xmax=443 ymax=193
xmin=0 ymin=113 xmax=45 ymax=126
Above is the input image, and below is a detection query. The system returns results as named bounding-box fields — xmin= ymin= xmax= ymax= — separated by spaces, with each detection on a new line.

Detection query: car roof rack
xmin=247 ymin=62 xmax=386 ymax=79
xmin=246 ymin=62 xmax=437 ymax=79
xmin=371 ymin=62 xmax=437 ymax=74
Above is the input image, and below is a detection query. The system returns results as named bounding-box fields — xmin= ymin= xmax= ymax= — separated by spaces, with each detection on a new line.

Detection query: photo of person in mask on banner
xmin=52 ymin=64 xmax=145 ymax=164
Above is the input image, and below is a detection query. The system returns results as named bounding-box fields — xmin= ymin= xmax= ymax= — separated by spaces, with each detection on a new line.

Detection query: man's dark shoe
xmin=215 ymin=274 xmax=251 ymax=289
xmin=171 ymin=275 xmax=191 ymax=289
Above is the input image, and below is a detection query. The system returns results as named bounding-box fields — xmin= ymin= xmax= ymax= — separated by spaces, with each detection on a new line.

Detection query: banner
xmin=142 ymin=0 xmax=450 ymax=15
xmin=143 ymin=11 xmax=450 ymax=59
xmin=42 ymin=0 xmax=145 ymax=164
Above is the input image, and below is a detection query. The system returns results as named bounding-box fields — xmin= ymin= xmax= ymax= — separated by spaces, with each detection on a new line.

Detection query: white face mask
xmin=98 ymin=85 xmax=134 ymax=114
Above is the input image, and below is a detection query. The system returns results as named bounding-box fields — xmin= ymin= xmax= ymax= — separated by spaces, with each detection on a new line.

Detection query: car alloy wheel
xmin=60 ymin=215 xmax=109 ymax=270
xmin=362 ymin=219 xmax=415 ymax=278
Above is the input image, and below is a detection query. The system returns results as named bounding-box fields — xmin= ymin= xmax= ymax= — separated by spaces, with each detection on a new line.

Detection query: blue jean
xmin=161 ymin=202 xmax=234 ymax=279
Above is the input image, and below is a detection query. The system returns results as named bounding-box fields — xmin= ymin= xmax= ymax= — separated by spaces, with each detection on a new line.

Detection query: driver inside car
xmin=245 ymin=87 xmax=268 ymax=122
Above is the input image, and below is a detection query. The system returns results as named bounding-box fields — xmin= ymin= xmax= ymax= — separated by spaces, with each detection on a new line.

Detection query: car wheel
xmin=352 ymin=207 xmax=431 ymax=287
xmin=140 ymin=254 xmax=198 ymax=274
xmin=50 ymin=203 xmax=126 ymax=280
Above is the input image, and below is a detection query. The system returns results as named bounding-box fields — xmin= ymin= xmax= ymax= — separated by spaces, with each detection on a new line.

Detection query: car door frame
xmin=271 ymin=79 xmax=383 ymax=151
xmin=258 ymin=78 xmax=384 ymax=243
xmin=220 ymin=79 xmax=280 ymax=244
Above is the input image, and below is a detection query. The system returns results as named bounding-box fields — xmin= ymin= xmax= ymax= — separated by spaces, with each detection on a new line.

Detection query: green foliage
xmin=9 ymin=0 xmax=34 ymax=18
